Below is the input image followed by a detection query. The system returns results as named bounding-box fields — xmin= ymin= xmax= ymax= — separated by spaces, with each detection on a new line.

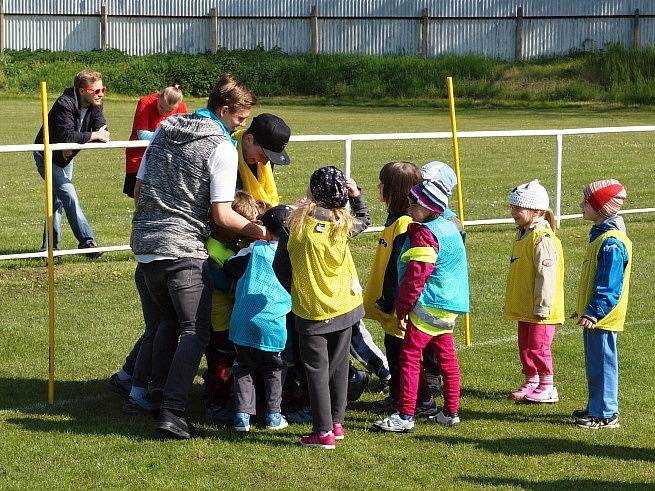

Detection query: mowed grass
xmin=0 ymin=98 xmax=654 ymax=489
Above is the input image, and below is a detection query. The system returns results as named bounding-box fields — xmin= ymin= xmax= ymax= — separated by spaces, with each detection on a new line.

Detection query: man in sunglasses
xmin=34 ymin=69 xmax=110 ymax=257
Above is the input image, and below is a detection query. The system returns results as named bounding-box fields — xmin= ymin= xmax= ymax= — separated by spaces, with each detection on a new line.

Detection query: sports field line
xmin=0 ymin=319 xmax=651 ymax=417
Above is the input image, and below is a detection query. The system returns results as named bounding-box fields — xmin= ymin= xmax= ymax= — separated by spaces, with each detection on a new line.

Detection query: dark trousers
xmin=299 ymin=326 xmax=352 ymax=433
xmin=233 ymin=345 xmax=285 ymax=415
xmin=384 ymin=333 xmax=435 ymax=406
xmin=204 ymin=329 xmax=235 ymax=407
xmin=140 ymin=258 xmax=212 ymax=413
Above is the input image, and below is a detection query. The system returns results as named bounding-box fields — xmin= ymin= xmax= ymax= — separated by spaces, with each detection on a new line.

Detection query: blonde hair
xmin=74 ymin=69 xmax=102 ymax=89
xmin=288 ymin=200 xmax=354 ymax=242
xmin=543 ymin=209 xmax=558 ymax=230
xmin=232 ymin=191 xmax=268 ymax=221
xmin=207 ymin=73 xmax=257 ymax=113
xmin=160 ymin=85 xmax=183 ymax=107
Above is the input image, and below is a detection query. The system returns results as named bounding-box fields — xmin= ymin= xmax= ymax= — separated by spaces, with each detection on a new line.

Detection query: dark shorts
xmin=123 ymin=173 xmax=137 ymax=198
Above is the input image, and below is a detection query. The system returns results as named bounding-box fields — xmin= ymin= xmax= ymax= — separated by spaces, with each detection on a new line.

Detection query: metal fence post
xmin=100 ymin=0 xmax=108 ymax=50
xmin=209 ymin=7 xmax=218 ymax=53
xmin=344 ymin=138 xmax=352 ymax=179
xmin=515 ymin=6 xmax=524 ymax=61
xmin=0 ymin=0 xmax=5 ymax=53
xmin=420 ymin=8 xmax=428 ymax=57
xmin=555 ymin=134 xmax=563 ymax=228
xmin=632 ymin=9 xmax=640 ymax=48
xmin=309 ymin=5 xmax=318 ymax=54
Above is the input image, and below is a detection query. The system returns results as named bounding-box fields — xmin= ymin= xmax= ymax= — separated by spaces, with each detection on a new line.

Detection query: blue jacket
xmin=585 ymin=215 xmax=630 ymax=320
xmin=229 ymin=241 xmax=291 ymax=352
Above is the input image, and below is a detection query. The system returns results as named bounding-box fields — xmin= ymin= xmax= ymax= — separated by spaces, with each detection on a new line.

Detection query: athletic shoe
xmin=107 ymin=372 xmax=131 ymax=396
xmin=571 ymin=408 xmax=588 ymax=419
xmin=374 ymin=396 xmax=397 ymax=411
xmin=300 ymin=432 xmax=336 ymax=449
xmin=524 ymin=385 xmax=559 ymax=403
xmin=234 ymin=412 xmax=251 ymax=432
xmin=428 ymin=410 xmax=461 ymax=427
xmin=576 ymin=414 xmax=620 ymax=429
xmin=266 ymin=412 xmax=289 ymax=431
xmin=285 ymin=406 xmax=312 ymax=424
xmin=122 ymin=394 xmax=152 ymax=415
xmin=372 ymin=413 xmax=415 ymax=433
xmin=81 ymin=241 xmax=103 ymax=260
xmin=205 ymin=404 xmax=233 ymax=424
xmin=414 ymin=399 xmax=439 ymax=418
xmin=347 ymin=368 xmax=370 ymax=402
xmin=156 ymin=408 xmax=193 ymax=440
xmin=333 ymin=422 xmax=345 ymax=440
xmin=510 ymin=382 xmax=538 ymax=401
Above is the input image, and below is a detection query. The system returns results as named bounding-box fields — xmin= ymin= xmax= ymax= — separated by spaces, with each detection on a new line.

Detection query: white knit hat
xmin=509 ymin=179 xmax=550 ymax=211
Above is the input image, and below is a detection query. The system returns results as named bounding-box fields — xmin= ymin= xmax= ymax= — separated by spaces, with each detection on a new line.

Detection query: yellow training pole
xmin=446 ymin=76 xmax=472 ymax=346
xmin=40 ymin=81 xmax=57 ymax=404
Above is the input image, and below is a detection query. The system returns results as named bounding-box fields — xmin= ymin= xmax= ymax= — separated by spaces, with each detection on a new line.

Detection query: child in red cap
xmin=572 ymin=179 xmax=632 ymax=429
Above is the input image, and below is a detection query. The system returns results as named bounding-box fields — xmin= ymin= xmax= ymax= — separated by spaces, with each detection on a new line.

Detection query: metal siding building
xmin=1 ymin=1 xmax=654 ymax=59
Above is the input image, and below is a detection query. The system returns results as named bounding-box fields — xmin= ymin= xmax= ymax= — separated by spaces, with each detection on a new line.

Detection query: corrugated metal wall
xmin=2 ymin=1 xmax=654 ymax=59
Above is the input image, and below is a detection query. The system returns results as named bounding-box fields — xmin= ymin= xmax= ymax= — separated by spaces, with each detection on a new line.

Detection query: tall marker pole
xmin=40 ymin=81 xmax=57 ymax=404
xmin=446 ymin=76 xmax=472 ymax=346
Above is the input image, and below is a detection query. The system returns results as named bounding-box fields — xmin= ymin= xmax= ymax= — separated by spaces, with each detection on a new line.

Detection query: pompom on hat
xmin=420 ymin=161 xmax=457 ymax=196
xmin=509 ymin=179 xmax=550 ymax=211
xmin=309 ymin=166 xmax=349 ymax=209
xmin=583 ymin=179 xmax=626 ymax=218
xmin=409 ymin=180 xmax=449 ymax=214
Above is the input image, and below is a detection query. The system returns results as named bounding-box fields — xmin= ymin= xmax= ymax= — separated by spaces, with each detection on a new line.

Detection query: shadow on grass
xmin=460 ymin=476 xmax=654 ymax=490
xmin=414 ymin=434 xmax=655 ymax=463
xmin=0 ymin=377 xmax=297 ymax=446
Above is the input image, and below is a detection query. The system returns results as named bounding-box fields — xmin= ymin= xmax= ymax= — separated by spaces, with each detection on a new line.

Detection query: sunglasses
xmin=82 ymin=87 xmax=107 ymax=95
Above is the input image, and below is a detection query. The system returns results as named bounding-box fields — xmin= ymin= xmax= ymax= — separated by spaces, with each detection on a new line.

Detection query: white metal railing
xmin=2 ymin=125 xmax=655 ymax=261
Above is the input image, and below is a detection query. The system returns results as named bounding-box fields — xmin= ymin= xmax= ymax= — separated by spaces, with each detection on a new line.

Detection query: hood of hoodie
xmin=158 ymin=113 xmax=225 ymax=147
xmin=590 ymin=214 xmax=626 ymax=241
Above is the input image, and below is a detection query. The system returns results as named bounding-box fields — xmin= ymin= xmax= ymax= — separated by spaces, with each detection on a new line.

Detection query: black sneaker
xmin=107 ymin=373 xmax=131 ymax=396
xmin=414 ymin=399 xmax=439 ymax=418
xmin=572 ymin=407 xmax=589 ymax=423
xmin=576 ymin=414 xmax=620 ymax=429
xmin=81 ymin=241 xmax=103 ymax=260
xmin=156 ymin=408 xmax=193 ymax=440
xmin=347 ymin=368 xmax=370 ymax=402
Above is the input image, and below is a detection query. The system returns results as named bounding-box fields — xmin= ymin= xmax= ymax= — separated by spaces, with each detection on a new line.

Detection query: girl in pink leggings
xmin=374 ymin=174 xmax=469 ymax=432
xmin=504 ymin=180 xmax=565 ymax=404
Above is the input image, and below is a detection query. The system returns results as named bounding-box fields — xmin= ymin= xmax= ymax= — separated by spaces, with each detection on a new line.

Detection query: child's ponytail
xmin=544 ymin=209 xmax=558 ymax=230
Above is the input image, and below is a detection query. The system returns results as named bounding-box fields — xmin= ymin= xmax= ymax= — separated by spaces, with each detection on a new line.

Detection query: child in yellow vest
xmin=505 ymin=180 xmax=565 ymax=403
xmin=572 ymin=179 xmax=631 ymax=429
xmin=274 ymin=166 xmax=370 ymax=449
xmin=204 ymin=192 xmax=268 ymax=423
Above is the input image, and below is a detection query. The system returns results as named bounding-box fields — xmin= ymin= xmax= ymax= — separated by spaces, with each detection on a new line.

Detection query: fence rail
xmin=1 ymin=125 xmax=654 ymax=262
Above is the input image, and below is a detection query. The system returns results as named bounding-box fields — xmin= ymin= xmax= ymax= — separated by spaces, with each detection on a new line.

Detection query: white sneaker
xmin=372 ymin=413 xmax=415 ymax=433
xmin=428 ymin=410 xmax=461 ymax=427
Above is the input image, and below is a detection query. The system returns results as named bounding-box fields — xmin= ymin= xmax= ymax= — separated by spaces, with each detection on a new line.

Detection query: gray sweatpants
xmin=233 ymin=345 xmax=285 ymax=415
xmin=299 ymin=326 xmax=352 ymax=433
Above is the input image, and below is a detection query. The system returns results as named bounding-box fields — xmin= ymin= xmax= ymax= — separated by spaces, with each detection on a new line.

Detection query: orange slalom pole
xmin=40 ymin=81 xmax=57 ymax=403
xmin=446 ymin=76 xmax=472 ymax=346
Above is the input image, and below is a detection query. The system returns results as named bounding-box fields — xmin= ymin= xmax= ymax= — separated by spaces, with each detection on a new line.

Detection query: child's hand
xmin=397 ymin=318 xmax=407 ymax=332
xmin=577 ymin=314 xmax=597 ymax=329
xmin=292 ymin=196 xmax=309 ymax=208
xmin=346 ymin=179 xmax=360 ymax=198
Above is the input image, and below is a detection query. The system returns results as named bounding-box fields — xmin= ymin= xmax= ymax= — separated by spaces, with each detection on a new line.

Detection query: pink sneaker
xmin=510 ymin=382 xmax=538 ymax=401
xmin=333 ymin=423 xmax=345 ymax=441
xmin=300 ymin=432 xmax=336 ymax=449
xmin=524 ymin=385 xmax=559 ymax=403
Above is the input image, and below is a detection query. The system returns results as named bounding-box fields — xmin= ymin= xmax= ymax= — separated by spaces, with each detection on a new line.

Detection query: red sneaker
xmin=81 ymin=241 xmax=103 ymax=260
xmin=300 ymin=432 xmax=336 ymax=449
xmin=333 ymin=423 xmax=345 ymax=441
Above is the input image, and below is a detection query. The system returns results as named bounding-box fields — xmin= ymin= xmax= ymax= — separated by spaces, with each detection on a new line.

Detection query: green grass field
xmin=0 ymin=98 xmax=654 ymax=489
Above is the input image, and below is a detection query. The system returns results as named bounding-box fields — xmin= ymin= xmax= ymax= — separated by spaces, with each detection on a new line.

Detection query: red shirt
xmin=125 ymin=93 xmax=188 ymax=174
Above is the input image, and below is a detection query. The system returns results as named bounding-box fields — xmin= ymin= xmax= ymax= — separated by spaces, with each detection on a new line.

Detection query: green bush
xmin=1 ymin=46 xmax=654 ymax=105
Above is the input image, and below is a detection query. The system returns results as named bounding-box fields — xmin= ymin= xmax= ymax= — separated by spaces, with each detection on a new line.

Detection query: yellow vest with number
xmin=576 ymin=230 xmax=632 ymax=331
xmin=363 ymin=215 xmax=412 ymax=338
xmin=233 ymin=129 xmax=280 ymax=205
xmin=504 ymin=227 xmax=565 ymax=324
xmin=288 ymin=217 xmax=362 ymax=320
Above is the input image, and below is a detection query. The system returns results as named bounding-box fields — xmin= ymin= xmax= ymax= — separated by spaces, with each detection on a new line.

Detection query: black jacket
xmin=34 ymin=87 xmax=106 ymax=168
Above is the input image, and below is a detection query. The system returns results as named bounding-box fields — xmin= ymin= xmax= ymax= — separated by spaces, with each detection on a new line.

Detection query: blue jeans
xmin=584 ymin=328 xmax=619 ymax=418
xmin=34 ymin=152 xmax=95 ymax=249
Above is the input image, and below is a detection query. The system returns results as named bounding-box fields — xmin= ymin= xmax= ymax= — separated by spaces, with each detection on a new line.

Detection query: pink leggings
xmin=397 ymin=321 xmax=461 ymax=415
xmin=517 ymin=321 xmax=556 ymax=377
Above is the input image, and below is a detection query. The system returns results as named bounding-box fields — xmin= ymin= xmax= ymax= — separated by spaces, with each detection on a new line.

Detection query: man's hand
xmin=91 ymin=125 xmax=110 ymax=142
xmin=577 ymin=314 xmax=597 ymax=329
